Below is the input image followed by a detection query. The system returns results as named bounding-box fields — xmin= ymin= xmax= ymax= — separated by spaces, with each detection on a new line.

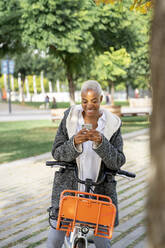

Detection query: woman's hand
xmin=74 ymin=129 xmax=89 ymax=145
xmin=87 ymin=129 xmax=102 ymax=145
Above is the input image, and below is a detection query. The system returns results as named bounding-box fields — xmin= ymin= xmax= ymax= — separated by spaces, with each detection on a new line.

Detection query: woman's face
xmin=81 ymin=89 xmax=103 ymax=117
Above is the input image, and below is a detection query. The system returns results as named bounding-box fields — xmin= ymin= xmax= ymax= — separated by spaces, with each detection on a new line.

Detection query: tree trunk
xmin=126 ymin=83 xmax=129 ymax=100
xmin=67 ymin=71 xmax=75 ymax=106
xmin=20 ymin=74 xmax=25 ymax=105
xmin=21 ymin=77 xmax=25 ymax=104
xmin=108 ymin=80 xmax=115 ymax=106
xmin=147 ymin=1 xmax=165 ymax=247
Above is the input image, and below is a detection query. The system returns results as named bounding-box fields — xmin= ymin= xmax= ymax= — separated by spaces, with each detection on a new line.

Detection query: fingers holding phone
xmin=87 ymin=129 xmax=102 ymax=144
xmin=74 ymin=123 xmax=102 ymax=145
xmin=74 ymin=129 xmax=89 ymax=145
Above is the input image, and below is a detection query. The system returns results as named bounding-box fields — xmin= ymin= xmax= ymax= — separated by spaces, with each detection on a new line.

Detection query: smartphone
xmin=82 ymin=123 xmax=92 ymax=130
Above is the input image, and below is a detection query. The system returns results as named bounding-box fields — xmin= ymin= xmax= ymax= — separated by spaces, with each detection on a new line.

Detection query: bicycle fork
xmin=64 ymin=225 xmax=91 ymax=248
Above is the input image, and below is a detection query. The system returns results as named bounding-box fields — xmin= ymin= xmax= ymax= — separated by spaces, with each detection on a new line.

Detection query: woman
xmin=47 ymin=80 xmax=126 ymax=248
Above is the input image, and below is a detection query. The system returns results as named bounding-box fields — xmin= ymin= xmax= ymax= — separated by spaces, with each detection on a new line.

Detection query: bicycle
xmin=46 ymin=161 xmax=136 ymax=248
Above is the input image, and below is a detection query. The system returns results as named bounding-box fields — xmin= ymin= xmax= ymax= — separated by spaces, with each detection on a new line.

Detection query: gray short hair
xmin=81 ymin=80 xmax=102 ymax=96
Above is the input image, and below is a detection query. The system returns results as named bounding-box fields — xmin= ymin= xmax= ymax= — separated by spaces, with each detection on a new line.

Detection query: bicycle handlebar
xmin=46 ymin=161 xmax=136 ymax=184
xmin=117 ymin=169 xmax=136 ymax=178
xmin=46 ymin=161 xmax=74 ymax=167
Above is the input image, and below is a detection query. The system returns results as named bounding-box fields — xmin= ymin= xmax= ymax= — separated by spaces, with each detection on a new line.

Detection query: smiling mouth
xmin=86 ymin=109 xmax=95 ymax=113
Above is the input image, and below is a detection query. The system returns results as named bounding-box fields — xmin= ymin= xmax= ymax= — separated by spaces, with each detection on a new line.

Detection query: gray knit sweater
xmin=51 ymin=106 xmax=126 ymax=226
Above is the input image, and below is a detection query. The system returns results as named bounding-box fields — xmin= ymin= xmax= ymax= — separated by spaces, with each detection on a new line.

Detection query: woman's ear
xmin=100 ymin=95 xmax=103 ymax=103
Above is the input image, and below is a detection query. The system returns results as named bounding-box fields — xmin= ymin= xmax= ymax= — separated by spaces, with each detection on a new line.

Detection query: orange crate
xmin=56 ymin=190 xmax=116 ymax=239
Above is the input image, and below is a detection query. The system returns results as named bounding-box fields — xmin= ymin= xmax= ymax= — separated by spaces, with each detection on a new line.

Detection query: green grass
xmin=0 ymin=116 xmax=150 ymax=164
xmin=121 ymin=116 xmax=150 ymax=134
xmin=0 ymin=120 xmax=57 ymax=164
xmin=115 ymin=100 xmax=129 ymax=106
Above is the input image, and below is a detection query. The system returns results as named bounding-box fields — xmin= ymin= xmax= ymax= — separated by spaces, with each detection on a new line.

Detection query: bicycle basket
xmin=56 ymin=190 xmax=116 ymax=239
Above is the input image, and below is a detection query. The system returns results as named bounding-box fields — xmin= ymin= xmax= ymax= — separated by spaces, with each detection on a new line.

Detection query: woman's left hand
xmin=87 ymin=129 xmax=102 ymax=144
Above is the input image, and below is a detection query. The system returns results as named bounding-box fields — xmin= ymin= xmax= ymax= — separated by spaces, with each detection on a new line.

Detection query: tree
xmin=13 ymin=52 xmax=49 ymax=102
xmin=90 ymin=0 xmax=150 ymax=99
xmin=92 ymin=47 xmax=131 ymax=105
xmin=14 ymin=52 xmax=36 ymax=103
xmin=21 ymin=0 xmax=99 ymax=104
xmin=21 ymin=0 xmax=139 ymax=104
xmin=147 ymin=0 xmax=165 ymax=247
xmin=0 ymin=0 xmax=25 ymax=57
xmin=42 ymin=56 xmax=66 ymax=84
xmin=124 ymin=9 xmax=151 ymax=97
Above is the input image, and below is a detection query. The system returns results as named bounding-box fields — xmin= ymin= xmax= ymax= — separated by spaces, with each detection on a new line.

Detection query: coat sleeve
xmin=93 ymin=127 xmax=126 ymax=171
xmin=52 ymin=110 xmax=82 ymax=162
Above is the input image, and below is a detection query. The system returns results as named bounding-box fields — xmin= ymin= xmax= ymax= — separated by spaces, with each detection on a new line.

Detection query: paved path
xmin=0 ymin=134 xmax=150 ymax=248
xmin=0 ymin=103 xmax=51 ymax=121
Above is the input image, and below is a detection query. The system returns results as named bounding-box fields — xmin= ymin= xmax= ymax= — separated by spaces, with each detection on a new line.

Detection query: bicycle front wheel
xmin=73 ymin=237 xmax=86 ymax=248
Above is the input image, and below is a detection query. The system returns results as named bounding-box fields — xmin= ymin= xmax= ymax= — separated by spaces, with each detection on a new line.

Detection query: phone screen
xmin=82 ymin=124 xmax=92 ymax=130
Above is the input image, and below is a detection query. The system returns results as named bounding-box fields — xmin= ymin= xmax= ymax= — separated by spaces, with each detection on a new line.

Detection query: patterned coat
xmin=51 ymin=105 xmax=126 ymax=226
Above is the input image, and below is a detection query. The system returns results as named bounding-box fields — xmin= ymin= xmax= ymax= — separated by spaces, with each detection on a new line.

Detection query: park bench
xmin=51 ymin=108 xmax=66 ymax=122
xmin=121 ymin=98 xmax=152 ymax=117
xmin=129 ymin=98 xmax=151 ymax=108
xmin=121 ymin=111 xmax=150 ymax=117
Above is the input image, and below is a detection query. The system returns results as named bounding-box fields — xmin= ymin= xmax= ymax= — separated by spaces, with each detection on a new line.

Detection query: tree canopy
xmin=21 ymin=0 xmax=97 ymax=52
xmin=0 ymin=0 xmax=151 ymax=102
xmin=94 ymin=47 xmax=131 ymax=81
xmin=95 ymin=0 xmax=153 ymax=14
xmin=0 ymin=0 xmax=25 ymax=57
xmin=20 ymin=0 xmax=149 ymax=102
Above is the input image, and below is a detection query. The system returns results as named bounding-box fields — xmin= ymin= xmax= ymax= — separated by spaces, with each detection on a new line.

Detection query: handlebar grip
xmin=46 ymin=161 xmax=76 ymax=167
xmin=117 ymin=169 xmax=136 ymax=178
xmin=46 ymin=161 xmax=59 ymax=166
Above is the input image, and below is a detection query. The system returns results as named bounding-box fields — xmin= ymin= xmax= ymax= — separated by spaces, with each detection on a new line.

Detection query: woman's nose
xmin=87 ymin=103 xmax=93 ymax=108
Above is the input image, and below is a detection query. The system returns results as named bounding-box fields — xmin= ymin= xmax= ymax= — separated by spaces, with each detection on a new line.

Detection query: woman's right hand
xmin=74 ymin=129 xmax=89 ymax=145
